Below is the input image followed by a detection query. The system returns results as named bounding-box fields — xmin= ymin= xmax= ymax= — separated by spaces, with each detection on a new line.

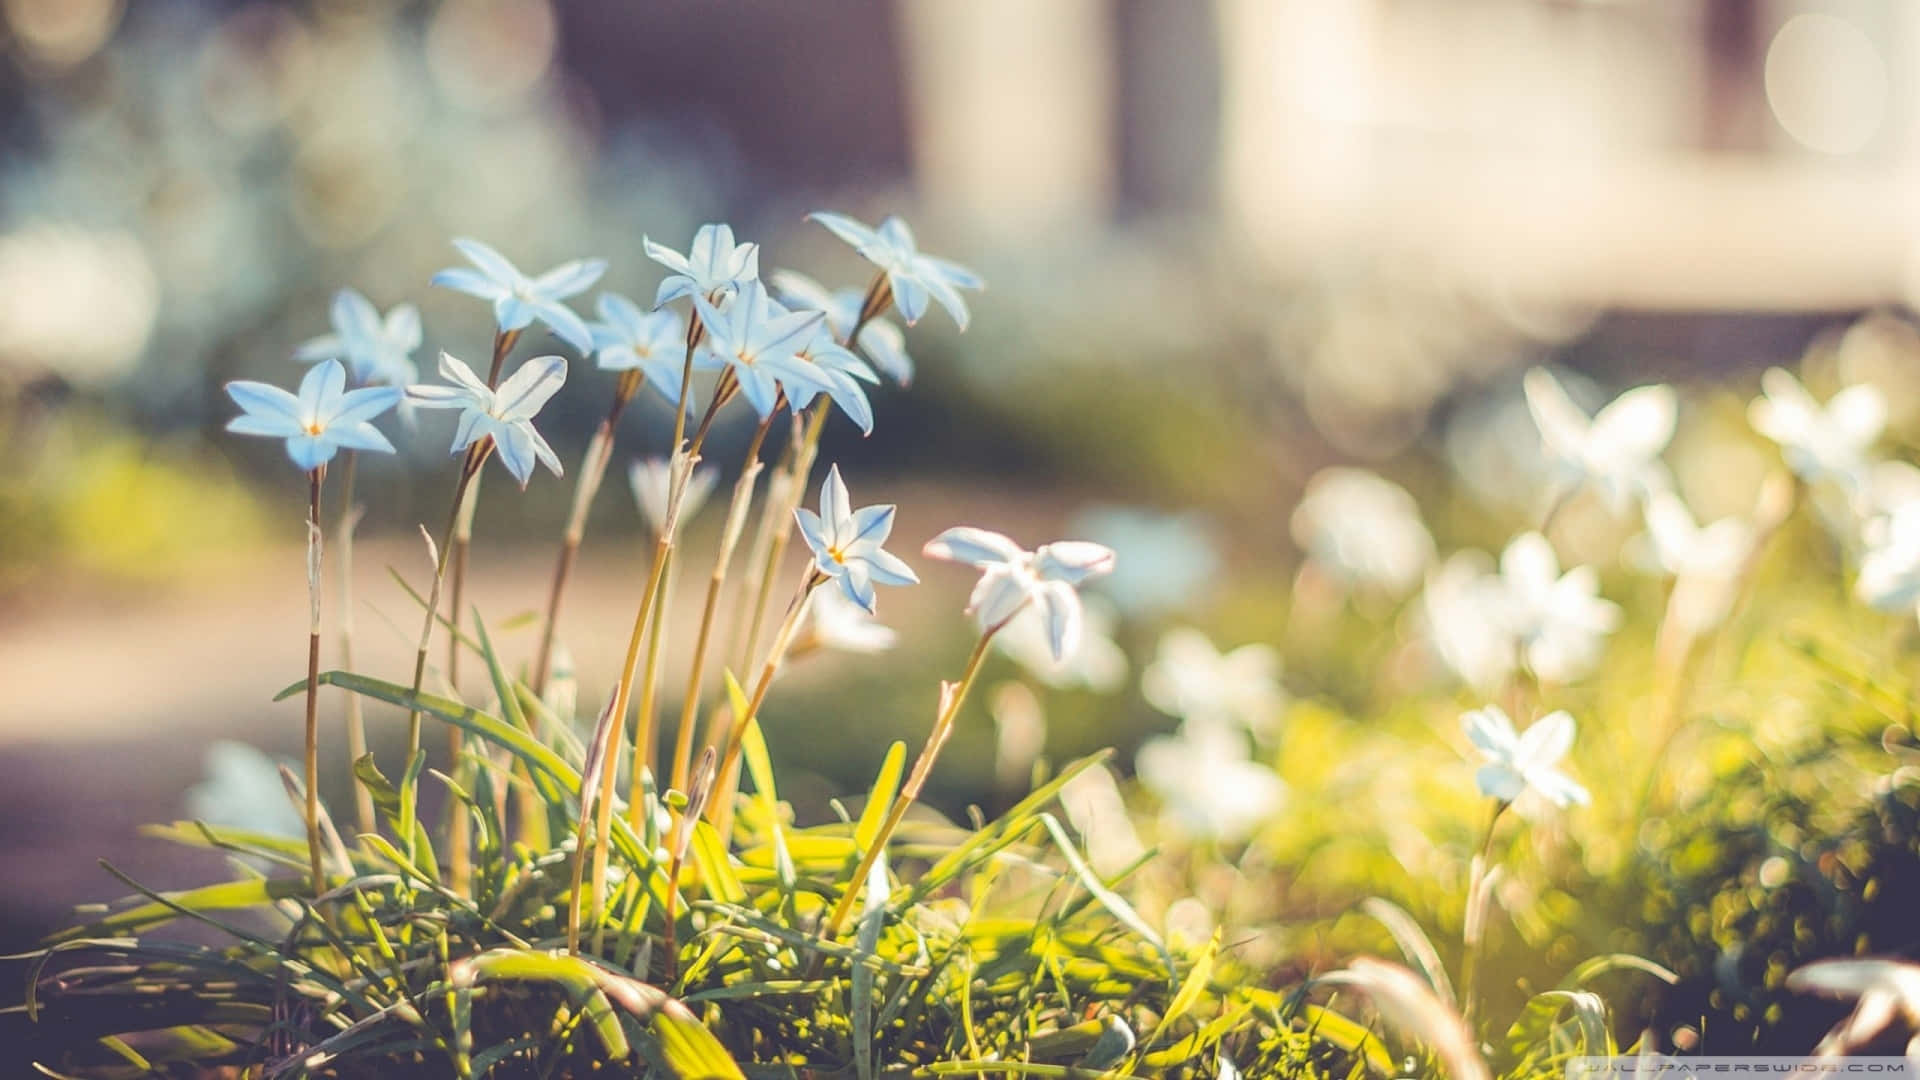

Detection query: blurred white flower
xmin=1289 ymin=467 xmax=1434 ymax=596
xmin=1461 ymin=705 xmax=1589 ymax=809
xmin=185 ymin=740 xmax=304 ymax=838
xmin=629 ymin=457 xmax=718 ymax=537
xmin=295 ymin=287 xmax=422 ymax=391
xmin=923 ymin=527 xmax=1116 ymax=659
xmin=1497 ymin=532 xmax=1620 ymax=683
xmin=1141 ymin=627 xmax=1284 ymax=739
xmin=645 ymin=222 xmax=760 ymax=308
xmin=1136 ymin=720 xmax=1285 ymax=843
xmin=1058 ymin=759 xmax=1147 ymax=880
xmin=806 ymin=586 xmax=899 ymax=655
xmin=808 ymin=211 xmax=983 ymax=329
xmin=430 ymin=237 xmax=602 ymax=354
xmin=994 ymin=595 xmax=1128 ymax=692
xmin=1857 ymin=501 xmax=1920 ymax=616
xmin=1068 ymin=506 xmax=1219 ymax=617
xmin=1749 ymin=367 xmax=1885 ymax=489
xmin=1523 ymin=367 xmax=1676 ymax=512
xmin=1422 ymin=552 xmax=1519 ymax=693
xmin=1640 ymin=492 xmax=1754 ymax=633
xmin=1788 ymin=958 xmax=1920 ymax=1062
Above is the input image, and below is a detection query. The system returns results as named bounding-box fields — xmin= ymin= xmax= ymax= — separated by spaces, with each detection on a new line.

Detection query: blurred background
xmin=3 ymin=0 xmax=1918 ymax=963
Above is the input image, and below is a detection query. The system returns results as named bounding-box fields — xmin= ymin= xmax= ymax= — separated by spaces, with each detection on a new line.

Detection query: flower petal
xmin=925 ymin=526 xmax=1025 ymax=567
xmin=494 ymin=355 xmax=567 ymax=422
xmin=1034 ymin=541 xmax=1116 ymax=584
xmin=532 ymin=258 xmax=607 ymax=300
xmin=431 ymin=266 xmax=508 ymax=301
xmin=452 ymin=237 xmax=522 ymax=285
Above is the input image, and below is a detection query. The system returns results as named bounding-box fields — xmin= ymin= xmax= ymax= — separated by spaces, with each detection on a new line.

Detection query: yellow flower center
xmin=305 ymin=422 xmax=325 ymax=435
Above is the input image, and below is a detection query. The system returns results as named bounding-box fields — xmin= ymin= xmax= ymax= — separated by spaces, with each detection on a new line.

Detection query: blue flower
xmin=226 ymin=359 xmax=402 ymax=471
xmin=807 ymin=212 xmax=983 ymax=330
xmin=771 ymin=269 xmax=914 ymax=386
xmin=689 ymin=280 xmax=825 ymax=420
xmin=429 ymin=237 xmax=603 ymax=354
xmin=294 ymin=288 xmax=422 ymax=390
xmin=793 ymin=464 xmax=918 ymax=614
xmin=644 ymin=222 xmax=759 ymax=309
xmin=407 ymin=351 xmax=568 ymax=488
xmin=923 ymin=527 xmax=1115 ymax=660
xmin=590 ymin=292 xmax=690 ymax=410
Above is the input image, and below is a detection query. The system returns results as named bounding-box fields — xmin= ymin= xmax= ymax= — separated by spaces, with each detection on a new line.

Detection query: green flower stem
xmin=403 ymin=448 xmax=487 ymax=779
xmin=304 ymin=466 xmax=328 ymax=897
xmin=821 ymin=623 xmax=999 ymax=942
xmin=335 ymin=450 xmax=375 ymax=837
xmin=666 ymin=412 xmax=774 ymax=796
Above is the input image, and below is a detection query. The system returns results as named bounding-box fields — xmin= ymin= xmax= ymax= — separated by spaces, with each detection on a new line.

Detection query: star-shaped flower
xmin=429 ymin=237 xmax=603 ymax=354
xmin=808 ymin=211 xmax=983 ymax=330
xmin=1749 ymin=367 xmax=1885 ymax=488
xmin=226 ymin=359 xmax=402 ymax=471
xmin=1421 ymin=552 xmax=1520 ymax=693
xmin=644 ymin=222 xmax=759 ymax=308
xmin=922 ymin=527 xmax=1115 ymax=660
xmin=782 ymin=328 xmax=878 ymax=434
xmin=407 ymin=351 xmax=567 ymax=488
xmin=1461 ymin=705 xmax=1589 ymax=809
xmin=294 ymin=287 xmax=422 ymax=390
xmin=771 ymin=268 xmax=914 ymax=386
xmin=589 ymin=292 xmax=690 ymax=410
xmin=690 ymin=280 xmax=826 ymax=420
xmin=1498 ymin=532 xmax=1621 ymax=683
xmin=1141 ymin=627 xmax=1285 ymax=739
xmin=793 ymin=464 xmax=919 ymax=614
xmin=1523 ymin=367 xmax=1676 ymax=512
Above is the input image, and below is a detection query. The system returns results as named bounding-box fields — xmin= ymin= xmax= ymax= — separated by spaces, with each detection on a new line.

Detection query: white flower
xmin=1749 ymin=367 xmax=1885 ymax=488
xmin=1788 ymin=958 xmax=1920 ymax=1061
xmin=806 ymin=587 xmax=899 ymax=654
xmin=628 ymin=457 xmax=718 ymax=537
xmin=1857 ymin=501 xmax=1920 ymax=615
xmin=1141 ymin=627 xmax=1285 ymax=739
xmin=589 ymin=292 xmax=689 ymax=409
xmin=1498 ymin=532 xmax=1621 ymax=683
xmin=1289 ymin=467 xmax=1434 ymax=596
xmin=644 ymin=222 xmax=760 ymax=308
xmin=1421 ymin=552 xmax=1519 ymax=693
xmin=994 ymin=595 xmax=1128 ymax=692
xmin=1135 ymin=720 xmax=1285 ymax=842
xmin=1058 ymin=761 xmax=1146 ymax=877
xmin=808 ymin=211 xmax=983 ymax=329
xmin=690 ymin=280 xmax=829 ymax=421
xmin=294 ymin=287 xmax=422 ymax=391
xmin=1460 ymin=705 xmax=1589 ymax=809
xmin=429 ymin=237 xmax=602 ymax=354
xmin=1640 ymin=492 xmax=1754 ymax=632
xmin=793 ymin=464 xmax=919 ymax=614
xmin=923 ymin=527 xmax=1115 ymax=660
xmin=225 ymin=359 xmax=402 ymax=472
xmin=1523 ymin=367 xmax=1676 ymax=512
xmin=770 ymin=268 xmax=914 ymax=386
xmin=185 ymin=740 xmax=304 ymax=838
xmin=407 ymin=351 xmax=567 ymax=488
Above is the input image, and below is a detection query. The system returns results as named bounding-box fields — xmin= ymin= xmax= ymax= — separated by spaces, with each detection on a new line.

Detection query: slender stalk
xmin=531 ymin=378 xmax=640 ymax=697
xmin=303 ymin=467 xmax=328 ymax=897
xmin=627 ymin=546 xmax=676 ymax=829
xmin=821 ymin=625 xmax=998 ymax=941
xmin=1459 ymin=802 xmax=1506 ymax=1028
xmin=403 ymin=450 xmax=486 ymax=763
xmin=444 ymin=328 xmax=520 ymax=701
xmin=334 ymin=451 xmax=374 ymax=836
xmin=668 ymin=414 xmax=774 ymax=793
xmin=706 ymin=572 xmax=825 ymax=839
